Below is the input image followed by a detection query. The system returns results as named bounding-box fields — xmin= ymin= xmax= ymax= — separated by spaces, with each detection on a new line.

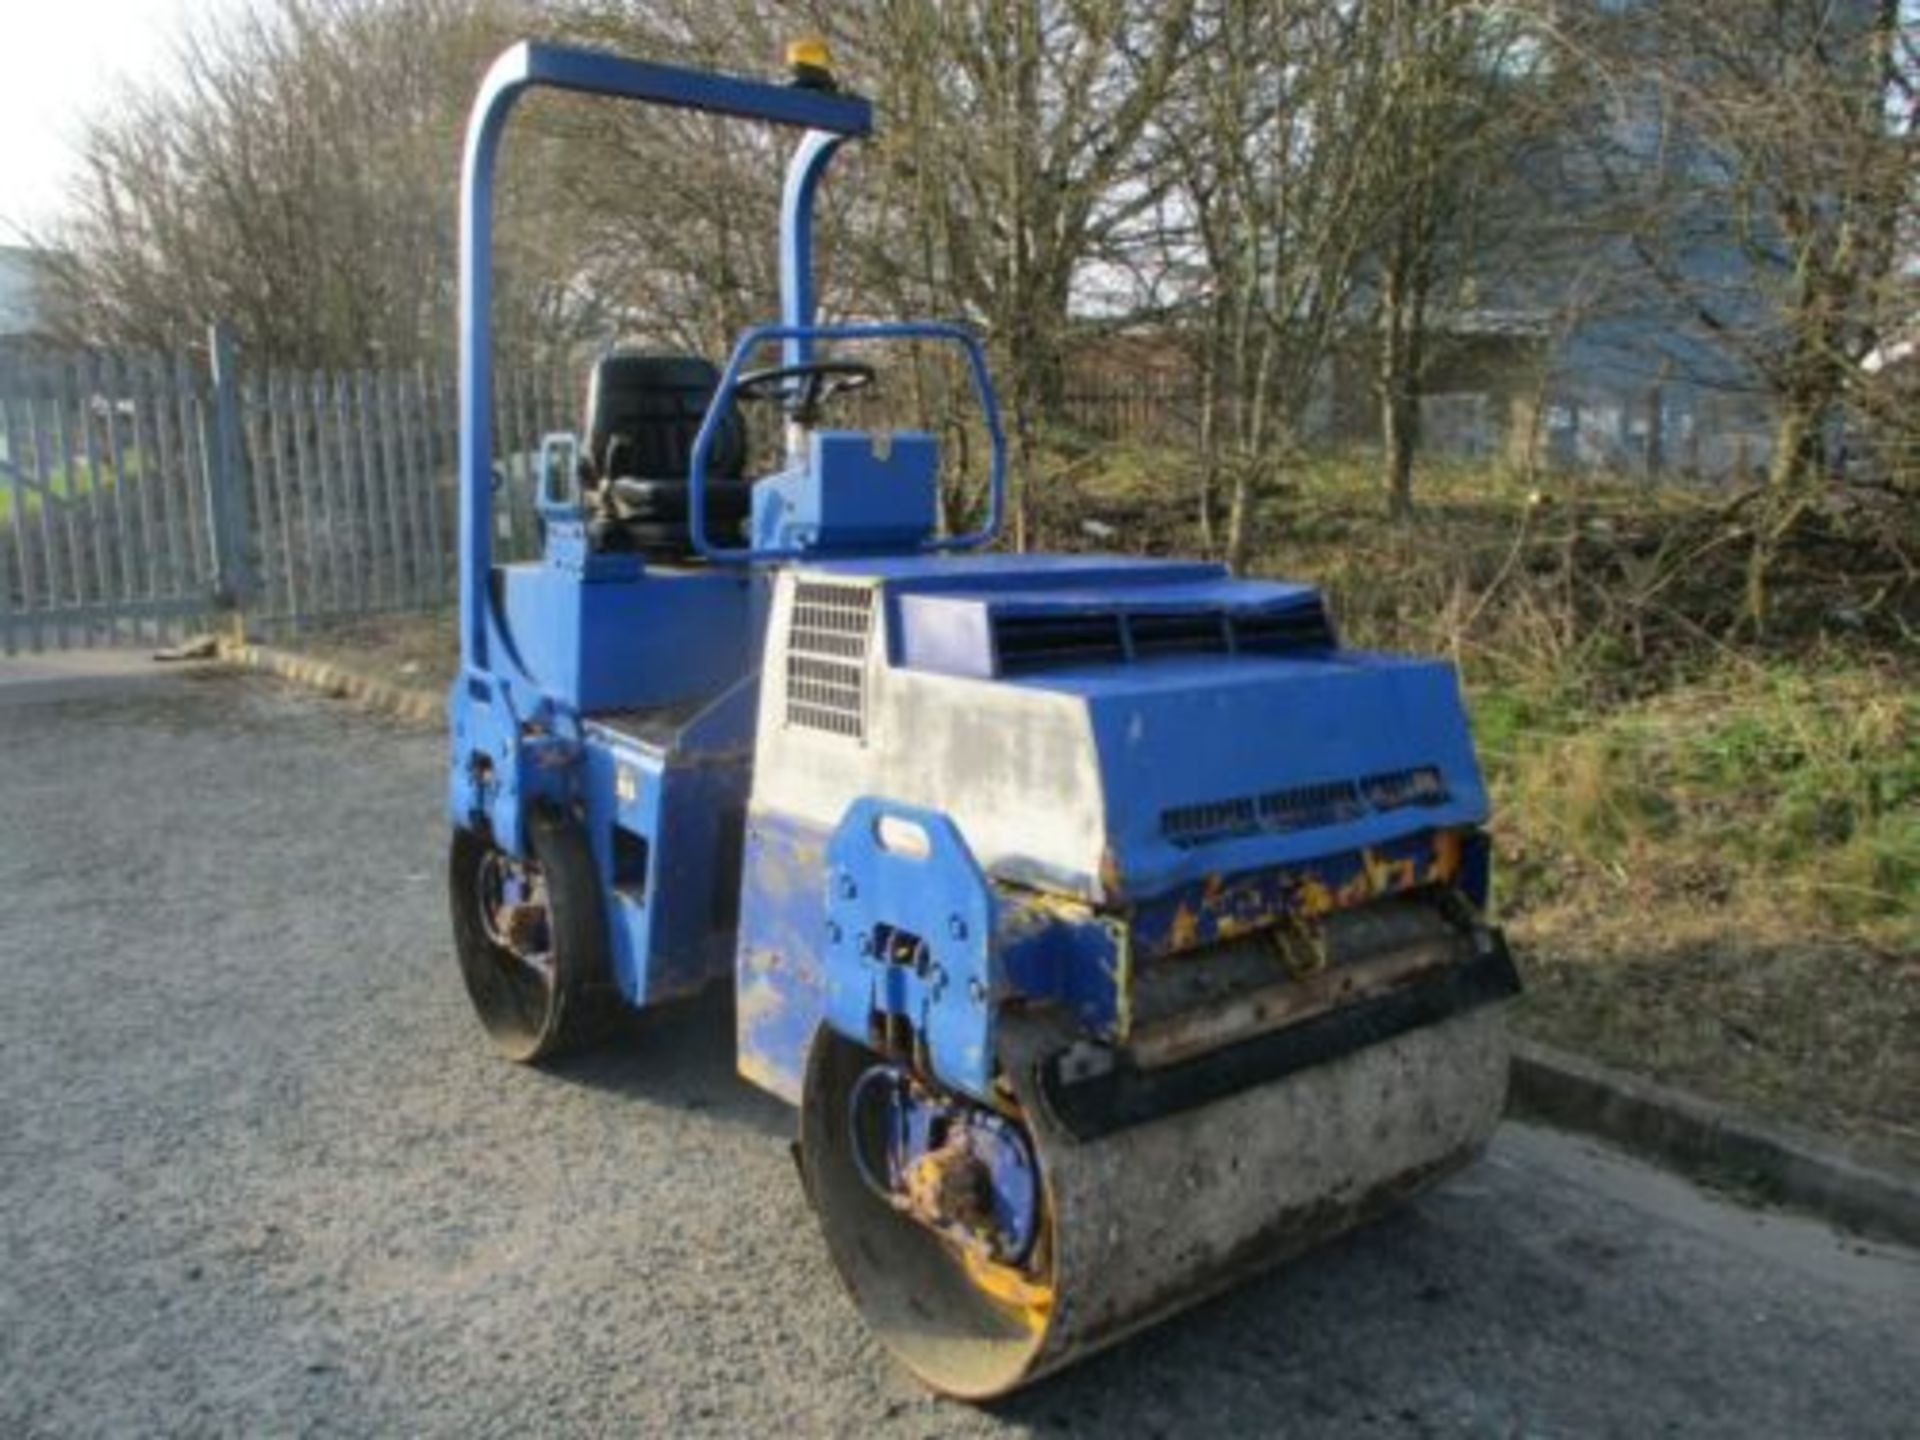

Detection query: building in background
xmin=1319 ymin=0 xmax=1899 ymax=486
xmin=0 ymin=245 xmax=56 ymax=362
xmin=1322 ymin=64 xmax=1784 ymax=484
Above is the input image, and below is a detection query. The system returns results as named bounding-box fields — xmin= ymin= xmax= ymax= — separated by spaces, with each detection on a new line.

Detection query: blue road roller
xmin=445 ymin=39 xmax=1519 ymax=1398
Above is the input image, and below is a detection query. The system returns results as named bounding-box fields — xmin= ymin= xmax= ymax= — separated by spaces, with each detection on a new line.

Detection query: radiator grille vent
xmin=1260 ymin=779 xmax=1368 ymax=832
xmin=1130 ymin=610 xmax=1231 ymax=656
xmin=994 ymin=600 xmax=1333 ymax=674
xmin=1231 ymin=605 xmax=1338 ymax=654
xmin=1159 ymin=796 xmax=1259 ymax=844
xmin=995 ymin=613 xmax=1126 ymax=672
xmin=786 ymin=582 xmax=874 ymax=740
xmin=1162 ymin=765 xmax=1450 ymax=848
xmin=1361 ymin=765 xmax=1449 ymax=811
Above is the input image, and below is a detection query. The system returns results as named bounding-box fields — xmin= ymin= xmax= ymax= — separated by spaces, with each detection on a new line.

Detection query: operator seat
xmin=582 ymin=352 xmax=752 ymax=558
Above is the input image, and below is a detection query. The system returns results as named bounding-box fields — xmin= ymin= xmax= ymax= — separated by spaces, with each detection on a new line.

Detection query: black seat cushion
xmin=582 ymin=352 xmax=751 ymax=556
xmin=597 ymin=477 xmax=752 ymax=556
xmin=608 ymin=476 xmax=749 ymax=523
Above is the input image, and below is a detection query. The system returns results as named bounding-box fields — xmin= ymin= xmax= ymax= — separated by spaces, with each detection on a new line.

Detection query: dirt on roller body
xmin=1 ymin=663 xmax=1914 ymax=1437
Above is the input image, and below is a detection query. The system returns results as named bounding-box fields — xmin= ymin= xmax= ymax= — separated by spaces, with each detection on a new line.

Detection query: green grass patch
xmin=1482 ymin=662 xmax=1917 ymax=947
xmin=0 ymin=449 xmax=143 ymax=526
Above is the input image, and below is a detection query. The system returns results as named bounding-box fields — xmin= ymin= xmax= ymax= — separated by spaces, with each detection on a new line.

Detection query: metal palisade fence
xmin=0 ymin=326 xmax=572 ymax=653
xmin=0 ymin=327 xmax=1205 ymax=655
xmin=1 ymin=347 xmax=216 ymax=651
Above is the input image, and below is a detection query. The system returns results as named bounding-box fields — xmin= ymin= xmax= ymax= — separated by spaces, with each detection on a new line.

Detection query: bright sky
xmin=0 ymin=0 xmax=211 ymax=237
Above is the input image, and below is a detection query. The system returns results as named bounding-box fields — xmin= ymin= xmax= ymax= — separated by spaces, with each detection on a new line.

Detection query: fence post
xmin=203 ymin=319 xmax=254 ymax=626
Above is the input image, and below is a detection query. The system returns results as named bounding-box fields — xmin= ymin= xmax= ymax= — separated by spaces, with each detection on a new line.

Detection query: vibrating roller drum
xmin=799 ymin=914 xmax=1513 ymax=1399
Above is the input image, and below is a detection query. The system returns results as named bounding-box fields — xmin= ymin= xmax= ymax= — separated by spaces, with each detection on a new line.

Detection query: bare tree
xmin=43 ymin=0 xmax=580 ymax=368
xmin=1369 ymin=0 xmax=1549 ymax=518
xmin=837 ymin=0 xmax=1199 ymax=545
xmin=1158 ymin=0 xmax=1397 ymax=569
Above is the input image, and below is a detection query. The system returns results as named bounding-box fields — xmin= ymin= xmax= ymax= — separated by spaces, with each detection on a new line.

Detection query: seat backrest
xmin=583 ymin=352 xmax=747 ymax=483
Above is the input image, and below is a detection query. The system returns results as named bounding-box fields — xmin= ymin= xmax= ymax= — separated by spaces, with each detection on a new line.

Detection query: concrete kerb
xmin=218 ymin=638 xmax=440 ymax=726
xmin=1510 ymin=1039 xmax=1920 ymax=1249
xmin=224 ymin=636 xmax=1920 ymax=1250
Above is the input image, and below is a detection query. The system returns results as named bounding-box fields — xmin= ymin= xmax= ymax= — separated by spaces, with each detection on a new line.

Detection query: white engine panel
xmin=749 ymin=569 xmax=1112 ymax=896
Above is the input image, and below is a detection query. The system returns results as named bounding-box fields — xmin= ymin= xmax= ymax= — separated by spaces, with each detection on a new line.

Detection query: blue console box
xmin=752 ymin=428 xmax=938 ymax=552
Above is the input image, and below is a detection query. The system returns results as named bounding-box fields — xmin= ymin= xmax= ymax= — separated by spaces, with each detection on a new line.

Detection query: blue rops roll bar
xmin=457 ymin=41 xmax=872 ymax=673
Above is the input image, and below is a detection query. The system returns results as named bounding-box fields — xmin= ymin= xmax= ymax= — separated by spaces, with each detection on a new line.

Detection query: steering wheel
xmin=734 ymin=359 xmax=876 ymax=424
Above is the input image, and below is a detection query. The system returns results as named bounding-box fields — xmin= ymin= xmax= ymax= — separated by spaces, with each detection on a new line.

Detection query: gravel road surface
xmin=2 ymin=659 xmax=1915 ymax=1437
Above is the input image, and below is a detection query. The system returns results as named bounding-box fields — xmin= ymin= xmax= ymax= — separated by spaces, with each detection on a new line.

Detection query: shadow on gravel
xmin=542 ymin=986 xmax=795 ymax=1141
xmin=537 ymin=990 xmax=1463 ymax=1424
xmin=970 ymin=1196 xmax=1614 ymax=1434
xmin=547 ymin=985 xmax=1498 ymax=1424
xmin=536 ymin=987 xmax=1500 ymax=1425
